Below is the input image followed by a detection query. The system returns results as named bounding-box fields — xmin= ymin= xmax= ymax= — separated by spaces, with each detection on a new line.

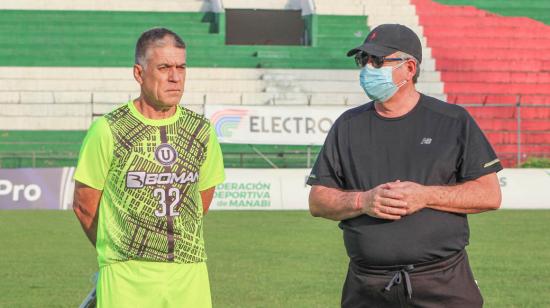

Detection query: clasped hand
xmin=357 ymin=180 xmax=429 ymax=220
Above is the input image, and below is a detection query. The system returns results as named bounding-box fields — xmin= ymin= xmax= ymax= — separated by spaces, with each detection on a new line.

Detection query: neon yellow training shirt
xmin=74 ymin=101 xmax=225 ymax=267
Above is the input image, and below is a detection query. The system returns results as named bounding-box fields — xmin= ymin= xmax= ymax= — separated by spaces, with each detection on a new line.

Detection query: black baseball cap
xmin=347 ymin=24 xmax=422 ymax=63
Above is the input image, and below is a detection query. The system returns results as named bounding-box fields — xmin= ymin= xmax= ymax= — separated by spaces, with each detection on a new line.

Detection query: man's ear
xmin=133 ymin=64 xmax=144 ymax=85
xmin=407 ymin=60 xmax=417 ymax=82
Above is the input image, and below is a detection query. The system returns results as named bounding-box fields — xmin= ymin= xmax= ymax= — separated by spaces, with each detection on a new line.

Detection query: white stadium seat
xmin=0 ymin=0 xmax=448 ymax=129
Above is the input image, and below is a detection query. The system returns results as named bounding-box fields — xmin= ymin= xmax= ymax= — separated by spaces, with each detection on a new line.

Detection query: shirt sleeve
xmin=73 ymin=117 xmax=114 ymax=190
xmin=457 ymin=111 xmax=503 ymax=182
xmin=198 ymin=125 xmax=225 ymax=191
xmin=306 ymin=119 xmax=345 ymax=188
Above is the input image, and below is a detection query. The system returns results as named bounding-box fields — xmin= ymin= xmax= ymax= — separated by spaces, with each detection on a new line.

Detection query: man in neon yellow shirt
xmin=73 ymin=27 xmax=225 ymax=307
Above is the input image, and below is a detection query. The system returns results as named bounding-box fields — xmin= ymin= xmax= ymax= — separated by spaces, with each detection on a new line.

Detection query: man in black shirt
xmin=307 ymin=24 xmax=502 ymax=308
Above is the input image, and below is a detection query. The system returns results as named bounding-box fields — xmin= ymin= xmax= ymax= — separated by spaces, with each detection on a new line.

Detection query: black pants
xmin=341 ymin=250 xmax=483 ymax=308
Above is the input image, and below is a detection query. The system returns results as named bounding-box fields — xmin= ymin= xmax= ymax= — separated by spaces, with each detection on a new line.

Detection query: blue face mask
xmin=359 ymin=62 xmax=407 ymax=102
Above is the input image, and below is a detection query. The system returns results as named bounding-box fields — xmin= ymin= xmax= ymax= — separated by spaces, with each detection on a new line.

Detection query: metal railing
xmin=0 ymin=95 xmax=549 ymax=168
xmin=454 ymin=94 xmax=550 ymax=166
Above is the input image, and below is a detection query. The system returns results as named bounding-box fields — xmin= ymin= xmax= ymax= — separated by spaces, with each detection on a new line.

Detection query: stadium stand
xmin=435 ymin=0 xmax=550 ymax=25
xmin=0 ymin=3 xmax=444 ymax=127
xmin=0 ymin=0 xmax=213 ymax=12
xmin=414 ymin=0 xmax=550 ymax=166
xmin=222 ymin=0 xmax=296 ymax=10
xmin=0 ymin=0 xmax=548 ymax=168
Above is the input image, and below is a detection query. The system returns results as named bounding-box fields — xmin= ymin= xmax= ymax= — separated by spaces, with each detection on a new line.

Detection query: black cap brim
xmin=346 ymin=43 xmax=399 ymax=57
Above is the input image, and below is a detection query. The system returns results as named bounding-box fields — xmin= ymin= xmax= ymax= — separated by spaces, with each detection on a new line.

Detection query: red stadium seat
xmin=413 ymin=0 xmax=550 ymax=166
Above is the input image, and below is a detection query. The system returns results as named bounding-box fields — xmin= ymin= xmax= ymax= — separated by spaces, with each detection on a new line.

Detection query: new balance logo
xmin=420 ymin=138 xmax=432 ymax=145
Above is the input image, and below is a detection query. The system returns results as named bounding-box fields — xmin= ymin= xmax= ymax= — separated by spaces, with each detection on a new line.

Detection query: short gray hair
xmin=135 ymin=27 xmax=186 ymax=67
xmin=397 ymin=51 xmax=420 ymax=84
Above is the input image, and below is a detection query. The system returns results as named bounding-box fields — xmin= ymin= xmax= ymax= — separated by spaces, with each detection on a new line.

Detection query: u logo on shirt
xmin=155 ymin=143 xmax=178 ymax=166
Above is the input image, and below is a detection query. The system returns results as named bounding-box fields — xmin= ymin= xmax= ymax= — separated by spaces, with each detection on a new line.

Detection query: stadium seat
xmin=414 ymin=0 xmax=550 ymax=165
xmin=1 ymin=0 xmax=548 ymax=168
xmin=0 ymin=0 xmax=212 ymax=12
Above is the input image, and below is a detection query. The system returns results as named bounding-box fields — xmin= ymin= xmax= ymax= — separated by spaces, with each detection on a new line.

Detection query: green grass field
xmin=1 ymin=210 xmax=549 ymax=307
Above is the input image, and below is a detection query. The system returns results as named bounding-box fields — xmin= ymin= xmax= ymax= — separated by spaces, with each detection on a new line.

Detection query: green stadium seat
xmin=0 ymin=10 xmax=367 ymax=69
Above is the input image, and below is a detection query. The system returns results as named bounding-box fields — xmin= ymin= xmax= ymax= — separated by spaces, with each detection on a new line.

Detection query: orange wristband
xmin=354 ymin=192 xmax=362 ymax=211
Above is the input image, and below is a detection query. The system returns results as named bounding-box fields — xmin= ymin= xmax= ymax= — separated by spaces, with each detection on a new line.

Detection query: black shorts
xmin=341 ymin=250 xmax=483 ymax=308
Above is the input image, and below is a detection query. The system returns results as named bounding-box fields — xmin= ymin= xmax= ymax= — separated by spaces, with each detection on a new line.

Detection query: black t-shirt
xmin=307 ymin=94 xmax=502 ymax=266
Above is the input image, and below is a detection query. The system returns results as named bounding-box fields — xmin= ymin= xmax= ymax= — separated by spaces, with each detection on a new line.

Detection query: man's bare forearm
xmin=424 ymin=173 xmax=501 ymax=214
xmin=309 ymin=183 xmax=408 ymax=221
xmin=74 ymin=202 xmax=98 ymax=246
xmin=309 ymin=186 xmax=362 ymax=221
xmin=200 ymin=187 xmax=216 ymax=215
xmin=73 ymin=182 xmax=102 ymax=247
xmin=425 ymin=185 xmax=500 ymax=214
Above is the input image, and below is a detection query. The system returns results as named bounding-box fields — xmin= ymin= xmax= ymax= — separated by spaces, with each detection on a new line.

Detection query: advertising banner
xmin=498 ymin=169 xmax=550 ymax=209
xmin=1 ymin=168 xmax=550 ymax=210
xmin=204 ymin=105 xmax=350 ymax=145
xmin=0 ymin=167 xmax=74 ymax=210
xmin=210 ymin=169 xmax=310 ymax=210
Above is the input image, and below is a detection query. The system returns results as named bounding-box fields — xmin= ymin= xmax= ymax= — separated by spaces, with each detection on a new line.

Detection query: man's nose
xmin=168 ymin=67 xmax=180 ymax=82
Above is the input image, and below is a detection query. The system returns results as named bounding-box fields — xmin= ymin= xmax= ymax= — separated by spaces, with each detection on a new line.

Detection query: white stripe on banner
xmin=498 ymin=169 xmax=550 ymax=209
xmin=60 ymin=167 xmax=76 ymax=210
